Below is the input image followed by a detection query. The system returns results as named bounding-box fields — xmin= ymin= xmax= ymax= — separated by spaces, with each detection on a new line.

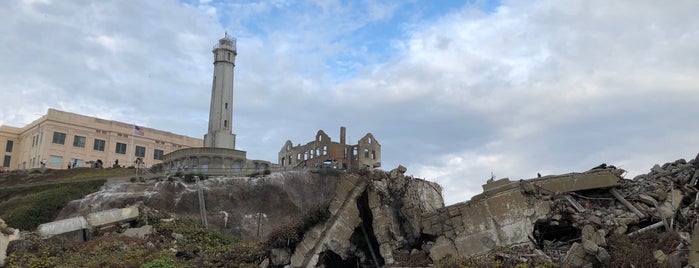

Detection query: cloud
xmin=2 ymin=0 xmax=698 ymax=206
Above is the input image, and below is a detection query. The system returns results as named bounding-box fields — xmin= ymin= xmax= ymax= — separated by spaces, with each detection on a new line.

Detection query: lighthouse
xmin=204 ymin=32 xmax=237 ymax=149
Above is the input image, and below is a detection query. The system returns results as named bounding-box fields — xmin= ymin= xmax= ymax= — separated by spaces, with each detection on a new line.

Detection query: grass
xmin=0 ymin=179 xmax=106 ymax=230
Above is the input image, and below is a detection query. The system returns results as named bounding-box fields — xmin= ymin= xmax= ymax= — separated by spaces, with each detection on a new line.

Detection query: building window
xmin=153 ymin=149 xmax=164 ymax=160
xmin=52 ymin=132 xmax=66 ymax=145
xmin=93 ymin=139 xmax=106 ymax=151
xmin=73 ymin=135 xmax=86 ymax=148
xmin=227 ymin=52 xmax=230 ymax=60
xmin=135 ymin=146 xmax=146 ymax=158
xmin=2 ymin=156 xmax=10 ymax=167
xmin=224 ymin=120 xmax=228 ymax=128
xmin=5 ymin=140 xmax=13 ymax=152
xmin=372 ymin=150 xmax=376 ymax=160
xmin=115 ymin=142 xmax=127 ymax=154
xmin=225 ymin=103 xmax=228 ymax=109
xmin=364 ymin=148 xmax=369 ymax=158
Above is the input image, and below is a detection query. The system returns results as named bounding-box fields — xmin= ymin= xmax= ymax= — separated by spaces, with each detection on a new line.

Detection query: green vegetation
xmin=181 ymin=173 xmax=207 ymax=183
xmin=313 ymin=167 xmax=342 ymax=177
xmin=607 ymin=231 xmax=682 ymax=268
xmin=5 ymin=217 xmax=268 ymax=267
xmin=435 ymin=246 xmax=556 ymax=268
xmin=0 ymin=180 xmax=105 ymax=230
xmin=263 ymin=203 xmax=330 ymax=250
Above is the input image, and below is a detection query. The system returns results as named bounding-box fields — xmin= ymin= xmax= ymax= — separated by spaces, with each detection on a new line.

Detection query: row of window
xmin=52 ymin=131 xmax=165 ymax=160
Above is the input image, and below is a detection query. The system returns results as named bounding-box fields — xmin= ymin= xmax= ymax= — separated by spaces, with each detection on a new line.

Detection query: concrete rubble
xmin=284 ymin=154 xmax=699 ymax=267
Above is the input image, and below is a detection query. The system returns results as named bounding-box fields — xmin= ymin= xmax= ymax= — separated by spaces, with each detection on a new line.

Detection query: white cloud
xmin=2 ymin=0 xmax=698 ymax=206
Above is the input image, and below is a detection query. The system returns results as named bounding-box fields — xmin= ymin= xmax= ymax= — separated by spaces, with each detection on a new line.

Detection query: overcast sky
xmin=2 ymin=0 xmax=698 ymax=205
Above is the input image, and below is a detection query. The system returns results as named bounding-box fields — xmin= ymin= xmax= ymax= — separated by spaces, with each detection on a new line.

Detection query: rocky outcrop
xmin=289 ymin=174 xmax=368 ymax=267
xmin=289 ymin=166 xmax=444 ymax=267
xmin=57 ymin=171 xmax=340 ymax=240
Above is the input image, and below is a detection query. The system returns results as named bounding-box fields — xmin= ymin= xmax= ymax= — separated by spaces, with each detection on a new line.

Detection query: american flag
xmin=134 ymin=125 xmax=144 ymax=136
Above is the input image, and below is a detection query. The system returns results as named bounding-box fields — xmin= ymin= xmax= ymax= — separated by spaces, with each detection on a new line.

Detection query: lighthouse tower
xmin=204 ymin=33 xmax=237 ymax=149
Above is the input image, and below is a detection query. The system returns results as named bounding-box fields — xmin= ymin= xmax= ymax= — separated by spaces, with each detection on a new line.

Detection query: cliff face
xmin=287 ymin=166 xmax=444 ymax=267
xmin=58 ymin=171 xmax=340 ymax=240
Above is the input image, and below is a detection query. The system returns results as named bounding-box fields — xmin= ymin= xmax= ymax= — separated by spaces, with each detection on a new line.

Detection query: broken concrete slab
xmin=423 ymin=169 xmax=622 ymax=260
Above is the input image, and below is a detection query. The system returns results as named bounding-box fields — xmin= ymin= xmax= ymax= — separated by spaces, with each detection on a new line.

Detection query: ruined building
xmin=278 ymin=126 xmax=381 ymax=170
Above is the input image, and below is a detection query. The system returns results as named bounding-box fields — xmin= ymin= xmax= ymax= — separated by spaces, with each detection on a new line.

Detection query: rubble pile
xmin=536 ymin=155 xmax=699 ymax=267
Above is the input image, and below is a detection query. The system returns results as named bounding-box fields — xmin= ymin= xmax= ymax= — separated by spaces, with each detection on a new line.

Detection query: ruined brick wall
xmin=278 ymin=128 xmax=381 ymax=170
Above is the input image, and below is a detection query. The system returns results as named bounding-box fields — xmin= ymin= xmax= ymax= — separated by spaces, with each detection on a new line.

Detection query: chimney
xmin=340 ymin=126 xmax=346 ymax=145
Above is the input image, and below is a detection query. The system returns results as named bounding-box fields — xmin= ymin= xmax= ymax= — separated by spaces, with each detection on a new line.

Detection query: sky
xmin=1 ymin=0 xmax=698 ymax=205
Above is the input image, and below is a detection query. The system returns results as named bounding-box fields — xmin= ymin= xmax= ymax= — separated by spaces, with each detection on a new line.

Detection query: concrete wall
xmin=161 ymin=147 xmax=276 ymax=175
xmin=421 ymin=169 xmax=623 ymax=261
xmin=37 ymin=206 xmax=140 ymax=241
xmin=0 ymin=108 xmax=202 ymax=171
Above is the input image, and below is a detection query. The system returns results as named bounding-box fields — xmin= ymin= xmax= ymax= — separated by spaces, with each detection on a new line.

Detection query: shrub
xmin=130 ymin=177 xmax=138 ymax=183
xmin=263 ymin=203 xmax=330 ymax=250
xmin=608 ymin=231 xmax=681 ymax=268
xmin=263 ymin=169 xmax=271 ymax=175
xmin=141 ymin=256 xmax=178 ymax=268
xmin=0 ymin=180 xmax=106 ymax=230
xmin=183 ymin=173 xmax=196 ymax=183
xmin=203 ymin=242 xmax=264 ymax=267
xmin=196 ymin=173 xmax=208 ymax=180
xmin=316 ymin=168 xmax=341 ymax=177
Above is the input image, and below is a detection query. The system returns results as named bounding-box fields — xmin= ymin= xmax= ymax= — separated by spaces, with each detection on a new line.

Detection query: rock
xmin=561 ymin=242 xmax=594 ymax=268
xmin=389 ymin=165 xmax=407 ymax=179
xmin=581 ymin=225 xmax=606 ymax=246
xmin=652 ymin=164 xmax=663 ymax=173
xmin=653 ymin=250 xmax=667 ymax=263
xmin=582 ymin=240 xmax=599 ymax=255
xmin=594 ymin=247 xmax=611 ymax=266
xmin=171 ymin=232 xmax=183 ymax=240
xmin=270 ymin=248 xmax=291 ymax=266
xmin=120 ymin=225 xmax=152 ymax=239
xmin=259 ymin=258 xmax=270 ymax=268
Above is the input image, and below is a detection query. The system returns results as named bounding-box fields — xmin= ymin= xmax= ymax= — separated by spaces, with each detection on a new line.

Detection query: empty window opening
xmin=533 ymin=218 xmax=579 ymax=250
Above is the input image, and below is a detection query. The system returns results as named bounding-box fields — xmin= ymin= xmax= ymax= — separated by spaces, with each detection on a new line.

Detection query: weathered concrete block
xmin=37 ymin=216 xmax=89 ymax=240
xmin=85 ymin=206 xmax=139 ymax=227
